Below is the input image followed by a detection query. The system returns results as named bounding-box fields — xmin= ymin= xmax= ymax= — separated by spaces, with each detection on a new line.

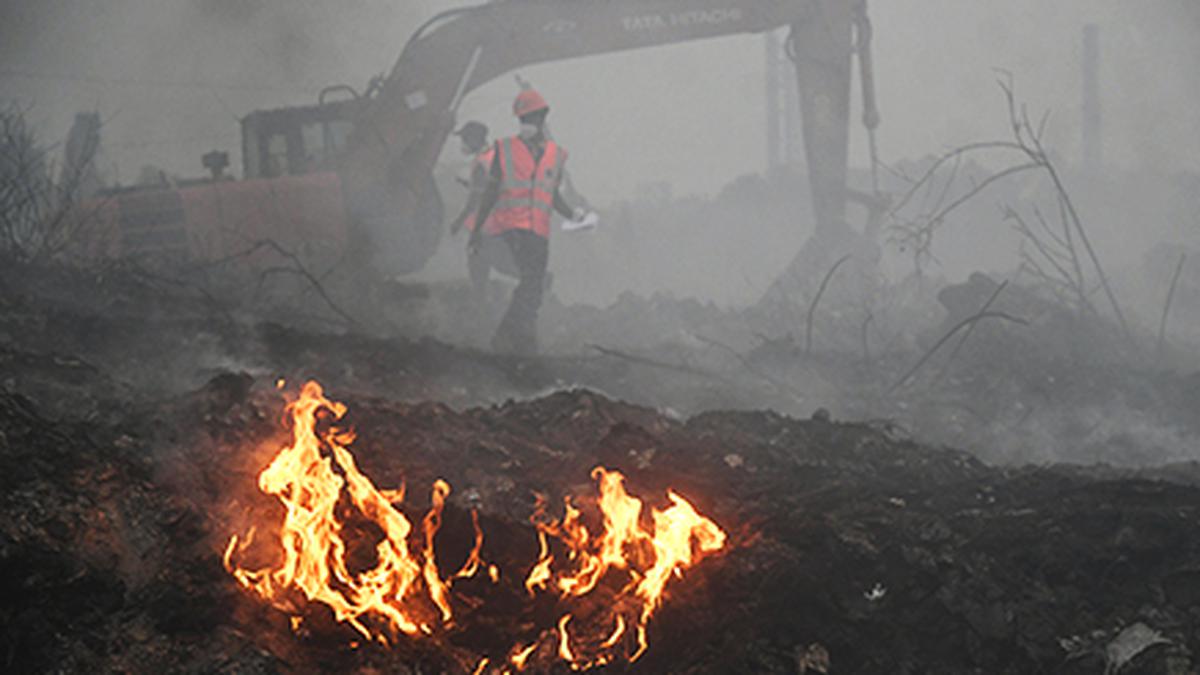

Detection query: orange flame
xmin=524 ymin=467 xmax=726 ymax=668
xmin=223 ymin=381 xmax=484 ymax=640
xmin=223 ymin=381 xmax=726 ymax=671
xmin=509 ymin=641 xmax=538 ymax=670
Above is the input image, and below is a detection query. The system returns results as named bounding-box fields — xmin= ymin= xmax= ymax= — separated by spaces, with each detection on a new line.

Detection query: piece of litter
xmin=562 ymin=211 xmax=600 ymax=232
xmin=795 ymin=643 xmax=830 ymax=674
xmin=1105 ymin=622 xmax=1170 ymax=674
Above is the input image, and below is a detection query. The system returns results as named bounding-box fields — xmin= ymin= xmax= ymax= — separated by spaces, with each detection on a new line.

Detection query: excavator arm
xmin=342 ymin=0 xmax=865 ymax=275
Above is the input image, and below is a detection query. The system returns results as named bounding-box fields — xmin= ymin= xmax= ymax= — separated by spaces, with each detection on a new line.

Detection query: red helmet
xmin=513 ymin=89 xmax=549 ymax=117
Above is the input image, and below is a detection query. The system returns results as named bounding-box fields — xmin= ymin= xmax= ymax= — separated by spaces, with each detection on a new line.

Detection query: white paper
xmin=562 ymin=211 xmax=599 ymax=232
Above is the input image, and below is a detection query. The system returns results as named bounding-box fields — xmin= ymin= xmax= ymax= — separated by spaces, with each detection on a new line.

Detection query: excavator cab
xmin=239 ymin=98 xmax=361 ymax=180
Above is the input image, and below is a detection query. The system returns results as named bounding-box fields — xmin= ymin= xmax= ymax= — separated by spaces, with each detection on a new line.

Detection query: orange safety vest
xmin=463 ymin=146 xmax=497 ymax=234
xmin=490 ymin=136 xmax=567 ymax=239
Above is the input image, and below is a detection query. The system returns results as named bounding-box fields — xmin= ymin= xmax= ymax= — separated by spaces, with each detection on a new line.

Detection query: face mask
xmin=461 ymin=143 xmax=473 ymax=156
xmin=519 ymin=123 xmax=539 ymax=139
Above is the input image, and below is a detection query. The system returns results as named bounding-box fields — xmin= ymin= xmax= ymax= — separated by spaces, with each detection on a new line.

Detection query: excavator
xmin=80 ymin=0 xmax=879 ymax=278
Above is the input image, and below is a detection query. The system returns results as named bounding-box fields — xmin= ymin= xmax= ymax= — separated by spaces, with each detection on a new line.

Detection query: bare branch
xmin=805 ymin=254 xmax=852 ymax=356
xmin=254 ymin=239 xmax=359 ymax=326
xmin=888 ymin=141 xmax=1026 ymax=217
xmin=1157 ymin=253 xmax=1187 ymax=363
xmin=924 ymin=162 xmax=1041 ymax=232
xmin=935 ymin=280 xmax=1009 ymax=383
xmin=691 ymin=334 xmax=807 ymax=405
xmin=860 ymin=311 xmax=874 ymax=368
xmin=589 ymin=344 xmax=733 ymax=385
xmin=892 ymin=309 xmax=1029 ymax=393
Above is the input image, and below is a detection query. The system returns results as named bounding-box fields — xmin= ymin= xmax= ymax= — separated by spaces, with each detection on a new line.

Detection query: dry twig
xmin=240 ymin=239 xmax=359 ymax=326
xmin=805 ymin=254 xmax=852 ymax=356
xmin=1156 ymin=253 xmax=1187 ymax=364
xmin=934 ymin=280 xmax=1009 ymax=383
xmin=589 ymin=344 xmax=731 ymax=384
xmin=860 ymin=311 xmax=874 ymax=368
xmin=692 ymin=334 xmax=807 ymax=405
xmin=891 ymin=306 xmax=1028 ymax=393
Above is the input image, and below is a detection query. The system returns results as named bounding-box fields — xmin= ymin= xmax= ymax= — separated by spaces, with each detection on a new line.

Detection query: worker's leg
xmin=467 ymin=241 xmax=491 ymax=305
xmin=493 ymin=230 xmax=548 ymax=355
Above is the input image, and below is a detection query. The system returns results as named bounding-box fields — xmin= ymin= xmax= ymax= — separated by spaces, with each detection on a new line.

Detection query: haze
xmin=3 ymin=0 xmax=1197 ymax=304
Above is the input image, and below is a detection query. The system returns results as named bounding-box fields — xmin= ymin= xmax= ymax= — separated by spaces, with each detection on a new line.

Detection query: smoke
xmin=0 ymin=1 xmax=434 ymax=182
xmin=2 ymin=2 xmax=1197 ymax=404
xmin=4 ymin=1 xmax=1196 ymax=189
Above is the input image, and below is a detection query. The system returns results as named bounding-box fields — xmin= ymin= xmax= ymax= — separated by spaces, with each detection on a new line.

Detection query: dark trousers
xmin=468 ymin=238 xmax=494 ymax=305
xmin=468 ymin=233 xmax=520 ymax=303
xmin=492 ymin=229 xmax=548 ymax=355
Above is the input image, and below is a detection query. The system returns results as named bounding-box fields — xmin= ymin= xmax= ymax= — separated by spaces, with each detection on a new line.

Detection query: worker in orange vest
xmin=471 ymin=89 xmax=584 ymax=355
xmin=450 ymin=121 xmax=517 ymax=304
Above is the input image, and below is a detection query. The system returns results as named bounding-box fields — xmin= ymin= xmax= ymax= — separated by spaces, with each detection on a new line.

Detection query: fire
xmin=223 ymin=381 xmax=484 ymax=640
xmin=224 ymin=381 xmax=727 ymax=671
xmin=524 ymin=467 xmax=727 ymax=669
xmin=509 ymin=642 xmax=537 ymax=669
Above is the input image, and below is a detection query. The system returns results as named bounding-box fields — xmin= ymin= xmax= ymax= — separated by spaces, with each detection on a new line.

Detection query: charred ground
xmin=2 ymin=257 xmax=1200 ymax=673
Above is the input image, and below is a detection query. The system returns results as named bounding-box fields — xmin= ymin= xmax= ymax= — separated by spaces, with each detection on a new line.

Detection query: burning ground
xmin=9 ymin=369 xmax=1200 ymax=674
xmin=3 ymin=259 xmax=1200 ymax=673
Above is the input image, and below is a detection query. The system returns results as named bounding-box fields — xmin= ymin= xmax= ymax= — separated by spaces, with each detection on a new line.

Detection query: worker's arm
xmin=450 ymin=164 xmax=487 ymax=235
xmin=553 ymin=187 xmax=575 ymax=220
xmin=468 ymin=150 xmax=503 ymax=250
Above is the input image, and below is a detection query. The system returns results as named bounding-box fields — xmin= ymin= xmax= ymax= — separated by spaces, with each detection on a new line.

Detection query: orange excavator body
xmin=82 ymin=173 xmax=346 ymax=263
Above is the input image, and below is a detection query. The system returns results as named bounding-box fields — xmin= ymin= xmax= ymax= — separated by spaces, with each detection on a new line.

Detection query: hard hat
xmin=513 ymin=89 xmax=549 ymax=118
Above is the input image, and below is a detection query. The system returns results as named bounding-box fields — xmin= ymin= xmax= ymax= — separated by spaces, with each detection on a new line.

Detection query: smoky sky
xmin=1 ymin=0 xmax=1197 ymax=202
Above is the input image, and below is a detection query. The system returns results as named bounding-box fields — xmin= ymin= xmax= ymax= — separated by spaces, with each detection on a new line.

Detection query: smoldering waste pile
xmin=5 ymin=370 xmax=1200 ymax=673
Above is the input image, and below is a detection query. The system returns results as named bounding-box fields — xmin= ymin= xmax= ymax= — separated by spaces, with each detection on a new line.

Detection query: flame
xmin=223 ymin=381 xmax=726 ymax=671
xmin=509 ymin=641 xmax=537 ymax=670
xmin=524 ymin=467 xmax=726 ymax=668
xmin=600 ymin=615 xmax=626 ymax=649
xmin=557 ymin=614 xmax=576 ymax=662
xmin=223 ymin=381 xmax=485 ymax=641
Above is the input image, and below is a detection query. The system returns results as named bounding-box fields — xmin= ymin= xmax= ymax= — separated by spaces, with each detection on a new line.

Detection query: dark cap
xmin=455 ymin=121 xmax=489 ymax=146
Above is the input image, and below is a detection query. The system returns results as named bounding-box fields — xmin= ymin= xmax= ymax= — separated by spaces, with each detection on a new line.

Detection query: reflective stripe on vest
xmin=490 ymin=136 xmax=567 ymax=239
xmin=464 ymin=147 xmax=497 ymax=233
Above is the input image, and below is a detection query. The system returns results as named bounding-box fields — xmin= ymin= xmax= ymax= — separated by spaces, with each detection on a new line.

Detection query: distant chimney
xmin=1082 ymin=24 xmax=1103 ymax=171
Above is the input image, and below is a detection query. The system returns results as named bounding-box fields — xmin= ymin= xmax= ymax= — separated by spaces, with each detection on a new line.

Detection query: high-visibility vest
xmin=463 ymin=146 xmax=497 ymax=234
xmin=491 ymin=136 xmax=567 ymax=239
